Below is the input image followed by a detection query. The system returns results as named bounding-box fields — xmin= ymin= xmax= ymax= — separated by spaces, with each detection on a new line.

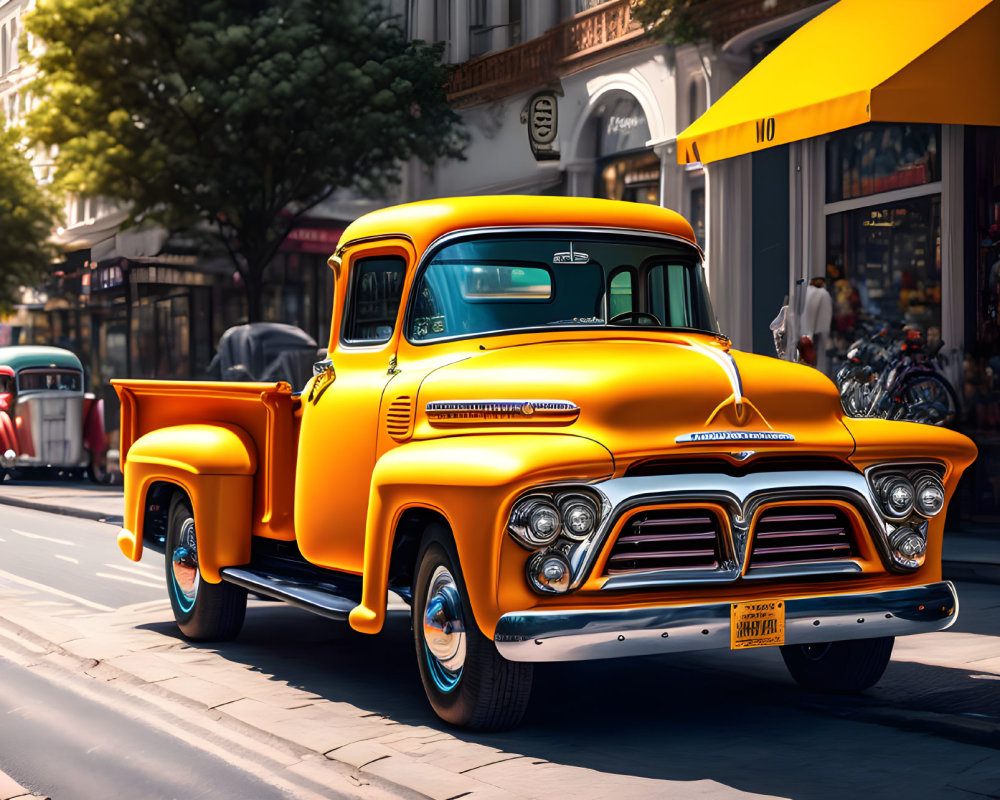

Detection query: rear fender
xmin=348 ymin=434 xmax=614 ymax=637
xmin=119 ymin=424 xmax=257 ymax=582
xmin=82 ymin=395 xmax=106 ymax=460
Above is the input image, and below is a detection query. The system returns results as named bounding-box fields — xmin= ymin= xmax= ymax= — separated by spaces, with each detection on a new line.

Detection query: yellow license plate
xmin=730 ymin=599 xmax=785 ymax=649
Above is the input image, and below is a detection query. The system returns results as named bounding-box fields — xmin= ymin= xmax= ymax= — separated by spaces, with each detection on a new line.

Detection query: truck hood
xmin=412 ymin=337 xmax=856 ymax=462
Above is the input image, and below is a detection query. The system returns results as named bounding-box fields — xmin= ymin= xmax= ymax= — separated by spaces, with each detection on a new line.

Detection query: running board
xmin=220 ymin=566 xmax=360 ymax=621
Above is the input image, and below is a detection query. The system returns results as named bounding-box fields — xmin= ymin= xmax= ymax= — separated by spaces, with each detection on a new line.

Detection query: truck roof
xmin=335 ymin=196 xmax=698 ymax=258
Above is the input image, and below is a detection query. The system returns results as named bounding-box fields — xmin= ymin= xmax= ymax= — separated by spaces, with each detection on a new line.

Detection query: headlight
xmin=913 ymin=472 xmax=946 ymax=517
xmin=508 ymin=497 xmax=561 ymax=547
xmin=559 ymin=495 xmax=598 ymax=540
xmin=876 ymin=474 xmax=915 ymax=519
xmin=889 ymin=524 xmax=927 ymax=566
xmin=526 ymin=550 xmax=571 ymax=594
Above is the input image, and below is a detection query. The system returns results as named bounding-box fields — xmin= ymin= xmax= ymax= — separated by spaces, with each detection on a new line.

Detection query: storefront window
xmin=593 ymin=94 xmax=658 ymax=205
xmin=825 ymin=194 xmax=941 ymax=357
xmin=826 ymin=123 xmax=940 ymax=203
xmin=597 ymin=150 xmax=660 ymax=204
xmin=960 ymin=126 xmax=1000 ymax=518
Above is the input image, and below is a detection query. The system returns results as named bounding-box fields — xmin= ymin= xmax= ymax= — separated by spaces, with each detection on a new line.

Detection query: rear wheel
xmin=165 ymin=493 xmax=247 ymax=640
xmin=780 ymin=636 xmax=894 ymax=693
xmin=412 ymin=526 xmax=533 ymax=730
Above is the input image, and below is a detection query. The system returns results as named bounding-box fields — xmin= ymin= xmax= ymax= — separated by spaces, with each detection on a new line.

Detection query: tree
xmin=631 ymin=0 xmax=819 ymax=47
xmin=0 ymin=128 xmax=58 ymax=313
xmin=25 ymin=0 xmax=465 ymax=321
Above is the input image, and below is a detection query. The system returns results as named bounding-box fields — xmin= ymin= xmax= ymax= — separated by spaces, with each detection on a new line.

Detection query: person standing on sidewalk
xmin=801 ymin=275 xmax=834 ymax=375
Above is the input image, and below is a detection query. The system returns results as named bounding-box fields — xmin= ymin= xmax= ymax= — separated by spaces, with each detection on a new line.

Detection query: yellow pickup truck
xmin=114 ymin=196 xmax=976 ymax=731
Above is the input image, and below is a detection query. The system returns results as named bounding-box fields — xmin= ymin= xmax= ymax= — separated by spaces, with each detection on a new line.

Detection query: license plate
xmin=730 ymin=599 xmax=785 ymax=649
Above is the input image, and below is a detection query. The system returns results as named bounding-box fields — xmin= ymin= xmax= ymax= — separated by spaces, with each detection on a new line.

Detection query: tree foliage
xmin=630 ymin=0 xmax=714 ymax=47
xmin=631 ymin=0 xmax=819 ymax=47
xmin=0 ymin=128 xmax=58 ymax=313
xmin=25 ymin=0 xmax=466 ymax=320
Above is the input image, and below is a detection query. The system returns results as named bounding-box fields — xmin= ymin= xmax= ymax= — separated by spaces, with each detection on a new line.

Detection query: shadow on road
xmin=139 ymin=600 xmax=1000 ymax=799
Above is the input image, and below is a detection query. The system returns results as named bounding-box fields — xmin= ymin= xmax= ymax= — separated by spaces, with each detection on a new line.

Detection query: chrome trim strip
xmin=572 ymin=469 xmax=892 ymax=590
xmin=679 ymin=339 xmax=744 ymax=409
xmin=742 ymin=560 xmax=864 ymax=581
xmin=426 ymin=399 xmax=580 ymax=424
xmin=494 ymin=581 xmax=958 ymax=662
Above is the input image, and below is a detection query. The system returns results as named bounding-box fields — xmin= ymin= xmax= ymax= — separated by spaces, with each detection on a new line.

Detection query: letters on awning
xmin=677 ymin=0 xmax=1000 ymax=165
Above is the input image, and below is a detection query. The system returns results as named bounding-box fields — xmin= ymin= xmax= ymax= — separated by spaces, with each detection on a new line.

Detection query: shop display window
xmin=825 ymin=194 xmax=941 ymax=359
xmin=826 ymin=123 xmax=940 ymax=204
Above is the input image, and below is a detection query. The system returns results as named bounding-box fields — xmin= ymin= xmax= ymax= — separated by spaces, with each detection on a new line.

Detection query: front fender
xmin=348 ymin=433 xmax=614 ymax=636
xmin=119 ymin=424 xmax=257 ymax=581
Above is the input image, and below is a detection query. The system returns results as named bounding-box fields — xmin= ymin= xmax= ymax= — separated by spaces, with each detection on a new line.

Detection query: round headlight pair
xmin=874 ymin=471 xmax=945 ymax=520
xmin=508 ymin=492 xmax=600 ymax=548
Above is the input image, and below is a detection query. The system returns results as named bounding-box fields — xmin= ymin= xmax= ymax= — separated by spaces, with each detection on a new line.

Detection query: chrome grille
xmin=748 ymin=506 xmax=856 ymax=568
xmin=604 ymin=509 xmax=723 ymax=575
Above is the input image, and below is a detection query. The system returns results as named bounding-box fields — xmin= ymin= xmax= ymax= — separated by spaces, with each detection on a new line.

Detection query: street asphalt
xmin=0 ymin=478 xmax=997 ymax=800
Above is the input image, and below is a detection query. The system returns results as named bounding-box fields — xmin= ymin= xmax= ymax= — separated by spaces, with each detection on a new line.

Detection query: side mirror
xmin=312 ymin=358 xmax=334 ymax=378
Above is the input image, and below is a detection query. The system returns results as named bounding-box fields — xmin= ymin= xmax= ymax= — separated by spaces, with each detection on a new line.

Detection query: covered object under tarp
xmin=206 ymin=323 xmax=321 ymax=390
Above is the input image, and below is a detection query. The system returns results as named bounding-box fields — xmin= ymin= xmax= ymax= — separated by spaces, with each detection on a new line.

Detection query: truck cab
xmin=114 ymin=196 xmax=976 ymax=731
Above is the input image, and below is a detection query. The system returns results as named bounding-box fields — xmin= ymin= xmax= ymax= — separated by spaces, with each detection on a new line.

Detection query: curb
xmin=0 ymin=495 xmax=123 ymax=526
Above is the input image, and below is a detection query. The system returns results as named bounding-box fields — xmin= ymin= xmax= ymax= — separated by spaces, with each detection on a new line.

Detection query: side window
xmin=648 ymin=263 xmax=693 ymax=328
xmin=609 ymin=268 xmax=634 ymax=319
xmin=344 ymin=256 xmax=406 ymax=344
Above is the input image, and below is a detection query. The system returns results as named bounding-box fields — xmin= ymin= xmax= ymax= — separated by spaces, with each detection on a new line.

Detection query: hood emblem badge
xmin=730 ymin=450 xmax=756 ymax=461
xmin=675 ymin=431 xmax=795 ymax=444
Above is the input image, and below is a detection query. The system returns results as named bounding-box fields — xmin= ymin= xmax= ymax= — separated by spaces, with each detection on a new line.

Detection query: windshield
xmin=17 ymin=369 xmax=82 ymax=392
xmin=407 ymin=234 xmax=718 ymax=342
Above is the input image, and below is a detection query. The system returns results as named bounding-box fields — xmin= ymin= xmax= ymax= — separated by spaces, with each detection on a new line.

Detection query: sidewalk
xmin=0 ymin=479 xmax=997 ymax=582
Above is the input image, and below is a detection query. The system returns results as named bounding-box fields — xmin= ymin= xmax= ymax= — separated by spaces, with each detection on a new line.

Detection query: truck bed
xmin=113 ymin=379 xmax=300 ymax=540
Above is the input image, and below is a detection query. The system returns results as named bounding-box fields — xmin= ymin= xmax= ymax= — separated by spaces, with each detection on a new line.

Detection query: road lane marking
xmin=95 ymin=572 xmax=163 ymax=589
xmin=11 ymin=529 xmax=78 ymax=547
xmin=55 ymin=554 xmax=79 ymax=564
xmin=103 ymin=563 xmax=164 ymax=582
xmin=0 ymin=567 xmax=113 ymax=611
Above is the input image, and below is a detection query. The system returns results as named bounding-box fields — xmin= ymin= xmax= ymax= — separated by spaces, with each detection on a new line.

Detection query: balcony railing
xmin=446 ymin=0 xmax=647 ymax=108
xmin=698 ymin=0 xmax=823 ymax=45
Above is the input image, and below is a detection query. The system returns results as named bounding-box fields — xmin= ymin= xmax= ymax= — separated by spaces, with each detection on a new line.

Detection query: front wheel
xmin=780 ymin=636 xmax=894 ymax=693
xmin=165 ymin=493 xmax=247 ymax=641
xmin=413 ymin=527 xmax=533 ymax=730
xmin=893 ymin=372 xmax=959 ymax=426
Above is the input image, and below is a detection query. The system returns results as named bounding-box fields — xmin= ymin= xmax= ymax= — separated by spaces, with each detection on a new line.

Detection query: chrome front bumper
xmin=493 ymin=581 xmax=958 ymax=662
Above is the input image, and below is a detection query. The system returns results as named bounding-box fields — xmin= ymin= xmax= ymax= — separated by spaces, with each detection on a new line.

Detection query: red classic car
xmin=0 ymin=345 xmax=108 ymax=483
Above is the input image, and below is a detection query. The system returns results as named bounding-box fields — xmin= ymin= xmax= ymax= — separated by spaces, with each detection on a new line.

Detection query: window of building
xmin=824 ymin=123 xmax=942 ymax=364
xmin=593 ymin=93 xmax=659 ymax=205
xmin=343 ymin=255 xmax=406 ymax=344
xmin=508 ymin=0 xmax=522 ymax=45
xmin=434 ymin=0 xmax=449 ymax=43
xmin=826 ymin=123 xmax=940 ymax=204
xmin=469 ymin=0 xmax=490 ymax=58
xmin=9 ymin=19 xmax=16 ymax=69
xmin=1 ymin=25 xmax=8 ymax=75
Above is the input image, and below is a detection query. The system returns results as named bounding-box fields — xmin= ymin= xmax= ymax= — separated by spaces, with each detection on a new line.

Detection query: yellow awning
xmin=677 ymin=0 xmax=1000 ymax=165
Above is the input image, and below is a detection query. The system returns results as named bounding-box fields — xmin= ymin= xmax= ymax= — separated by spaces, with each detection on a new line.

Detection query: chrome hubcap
xmin=423 ymin=566 xmax=466 ymax=674
xmin=171 ymin=517 xmax=199 ymax=610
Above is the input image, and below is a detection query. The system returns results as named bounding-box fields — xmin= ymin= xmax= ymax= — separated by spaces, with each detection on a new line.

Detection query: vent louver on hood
xmin=386 ymin=396 xmax=414 ymax=441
